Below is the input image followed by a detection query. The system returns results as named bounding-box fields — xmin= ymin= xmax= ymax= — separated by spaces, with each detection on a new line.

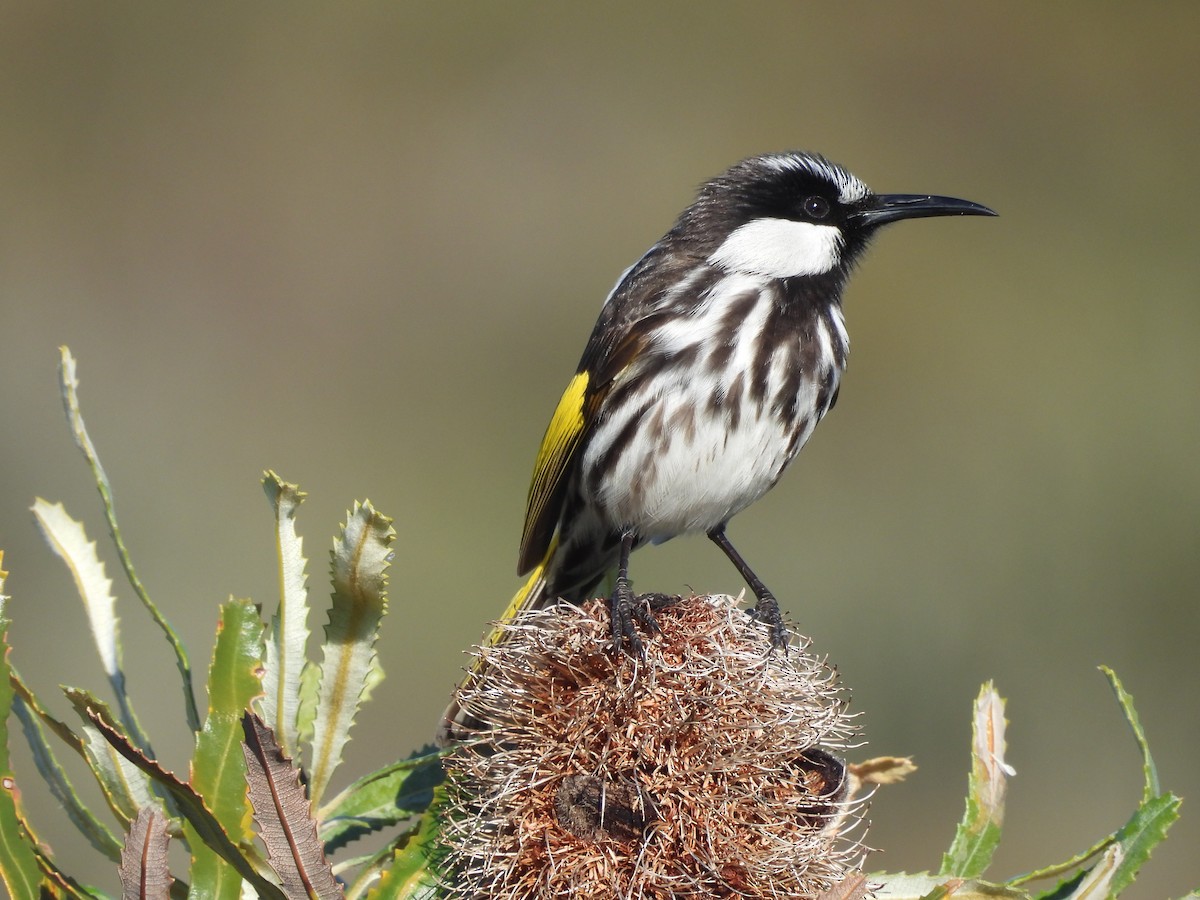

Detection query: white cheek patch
xmin=708 ymin=218 xmax=843 ymax=278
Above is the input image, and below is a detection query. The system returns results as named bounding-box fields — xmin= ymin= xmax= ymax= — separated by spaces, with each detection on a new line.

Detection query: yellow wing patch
xmin=518 ymin=372 xmax=589 ymax=574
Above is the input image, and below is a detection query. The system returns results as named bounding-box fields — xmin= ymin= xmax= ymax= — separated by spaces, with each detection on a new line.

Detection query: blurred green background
xmin=1 ymin=3 xmax=1196 ymax=895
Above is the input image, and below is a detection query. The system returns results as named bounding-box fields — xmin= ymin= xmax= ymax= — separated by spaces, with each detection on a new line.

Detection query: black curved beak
xmin=852 ymin=193 xmax=998 ymax=227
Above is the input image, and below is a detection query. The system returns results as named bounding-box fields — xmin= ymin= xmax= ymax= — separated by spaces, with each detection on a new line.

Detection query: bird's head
xmin=677 ymin=151 xmax=996 ymax=280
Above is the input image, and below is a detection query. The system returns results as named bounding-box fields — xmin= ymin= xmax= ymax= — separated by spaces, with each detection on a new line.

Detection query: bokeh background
xmin=2 ymin=3 xmax=1197 ymax=895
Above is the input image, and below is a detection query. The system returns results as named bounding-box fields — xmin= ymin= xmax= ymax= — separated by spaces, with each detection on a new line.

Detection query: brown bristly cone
xmin=442 ymin=593 xmax=867 ymax=899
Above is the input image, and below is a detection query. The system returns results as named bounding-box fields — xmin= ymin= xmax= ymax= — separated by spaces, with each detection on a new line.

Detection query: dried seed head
xmin=554 ymin=773 xmax=655 ymax=843
xmin=443 ymin=593 xmax=866 ymax=899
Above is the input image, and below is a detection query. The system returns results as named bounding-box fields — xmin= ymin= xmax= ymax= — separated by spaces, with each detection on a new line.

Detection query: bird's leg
xmin=707 ymin=526 xmax=789 ymax=651
xmin=609 ymin=529 xmax=660 ymax=655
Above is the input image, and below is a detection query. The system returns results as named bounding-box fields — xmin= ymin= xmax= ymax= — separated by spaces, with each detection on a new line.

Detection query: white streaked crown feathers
xmin=756 ymin=152 xmax=870 ymax=205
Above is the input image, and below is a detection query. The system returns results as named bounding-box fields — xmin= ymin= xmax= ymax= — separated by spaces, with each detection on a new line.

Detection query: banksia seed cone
xmin=443 ymin=593 xmax=865 ymax=899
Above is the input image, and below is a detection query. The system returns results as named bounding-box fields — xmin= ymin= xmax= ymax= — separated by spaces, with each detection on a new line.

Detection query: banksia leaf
xmin=241 ymin=712 xmax=341 ymax=900
xmin=318 ymin=749 xmax=445 ymax=853
xmin=816 ymin=873 xmax=871 ymax=900
xmin=260 ymin=472 xmax=312 ymax=758
xmin=849 ymin=756 xmax=918 ymax=787
xmin=119 ymin=806 xmax=173 ymax=900
xmin=873 ymin=872 xmax=1027 ymax=900
xmin=86 ymin=709 xmax=287 ymax=900
xmin=1012 ymin=670 xmax=1180 ymax=898
xmin=29 ymin=843 xmax=102 ymax=900
xmin=342 ymin=840 xmax=409 ymax=900
xmin=57 ymin=346 xmax=200 ymax=733
xmin=0 ymin=563 xmax=43 ymax=900
xmin=297 ymin=660 xmax=320 ymax=748
xmin=64 ymin=689 xmax=158 ymax=826
xmin=308 ymin=501 xmax=394 ymax=807
xmin=30 ymin=500 xmax=125 ymax=706
xmin=1103 ymin=668 xmax=1180 ymax=897
xmin=188 ymin=598 xmax=267 ymax=900
xmin=941 ymin=682 xmax=1014 ymax=878
xmin=1101 ymin=666 xmax=1158 ymax=803
xmin=363 ymin=790 xmax=446 ymax=900
xmin=10 ymin=679 xmax=122 ymax=860
xmin=1064 ymin=844 xmax=1122 ymax=900
xmin=1107 ymin=792 xmax=1180 ymax=896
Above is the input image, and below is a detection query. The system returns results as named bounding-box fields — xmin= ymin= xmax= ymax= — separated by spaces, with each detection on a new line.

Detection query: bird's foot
xmin=748 ymin=592 xmax=790 ymax=653
xmin=609 ymin=580 xmax=666 ymax=657
xmin=609 ymin=575 xmax=642 ymax=656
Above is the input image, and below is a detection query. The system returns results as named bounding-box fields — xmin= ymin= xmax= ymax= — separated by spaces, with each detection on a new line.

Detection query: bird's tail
xmin=435 ymin=539 xmax=556 ymax=745
xmin=481 ymin=540 xmax=554 ymax=648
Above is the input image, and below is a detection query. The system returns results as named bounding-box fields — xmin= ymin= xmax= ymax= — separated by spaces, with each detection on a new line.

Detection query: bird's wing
xmin=517 ymin=370 xmax=592 ymax=574
xmin=516 ymin=244 xmax=677 ymax=575
xmin=516 ymin=314 xmax=653 ymax=575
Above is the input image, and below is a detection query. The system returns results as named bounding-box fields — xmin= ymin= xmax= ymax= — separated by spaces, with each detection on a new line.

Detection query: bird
xmin=440 ymin=150 xmax=994 ymax=740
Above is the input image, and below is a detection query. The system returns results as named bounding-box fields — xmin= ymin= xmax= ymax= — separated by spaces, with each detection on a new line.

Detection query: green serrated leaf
xmin=31 ymin=840 xmax=109 ymax=899
xmin=259 ymin=472 xmax=312 ymax=759
xmin=1017 ymin=668 xmax=1177 ymax=897
xmin=10 ymin=673 xmax=131 ymax=861
xmin=318 ymin=748 xmax=446 ymax=852
xmin=188 ymin=598 xmax=267 ymax=900
xmin=342 ymin=826 xmax=422 ymax=900
xmin=0 ymin=565 xmax=44 ymax=900
xmin=64 ymin=688 xmax=158 ymax=826
xmin=1098 ymin=667 xmax=1179 ymax=896
xmin=1018 ymin=836 xmax=1113 ymax=895
xmin=1031 ymin=866 xmax=1088 ymax=900
xmin=297 ymin=660 xmax=320 ymax=748
xmin=308 ymin=501 xmax=394 ymax=807
xmin=941 ymin=682 xmax=1013 ymax=879
xmin=363 ymin=787 xmax=446 ymax=900
xmin=1108 ymin=791 xmax=1180 ymax=896
xmin=10 ymin=689 xmax=123 ymax=860
xmin=8 ymin=674 xmax=85 ymax=756
xmin=1063 ymin=844 xmax=1122 ymax=900
xmin=85 ymin=708 xmax=286 ymax=900
xmin=340 ymin=835 xmax=407 ymax=900
xmin=1099 ymin=666 xmax=1158 ymax=802
xmin=872 ymin=871 xmax=1029 ymax=900
xmin=58 ymin=346 xmax=201 ymax=734
xmin=361 ymin=654 xmax=386 ymax=706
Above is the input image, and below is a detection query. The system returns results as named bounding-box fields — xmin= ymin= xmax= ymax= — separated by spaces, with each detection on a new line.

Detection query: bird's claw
xmin=610 ymin=582 xmax=670 ymax=657
xmin=749 ymin=592 xmax=790 ymax=654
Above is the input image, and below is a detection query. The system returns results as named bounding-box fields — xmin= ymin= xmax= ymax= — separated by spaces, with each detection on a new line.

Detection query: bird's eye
xmin=803 ymin=196 xmax=831 ymax=219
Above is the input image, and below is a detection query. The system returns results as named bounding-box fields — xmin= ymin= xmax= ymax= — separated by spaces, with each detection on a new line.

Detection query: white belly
xmin=589 ymin=362 xmax=833 ymax=540
xmin=582 ymin=272 xmax=847 ymax=541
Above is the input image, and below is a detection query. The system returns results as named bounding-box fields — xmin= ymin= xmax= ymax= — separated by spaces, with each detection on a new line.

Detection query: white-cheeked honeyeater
xmin=440 ymin=151 xmax=995 ymax=741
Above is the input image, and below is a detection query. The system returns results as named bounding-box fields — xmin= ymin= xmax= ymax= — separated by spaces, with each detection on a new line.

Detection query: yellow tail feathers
xmin=437 ymin=537 xmax=558 ymax=744
xmin=483 ymin=535 xmax=556 ymax=649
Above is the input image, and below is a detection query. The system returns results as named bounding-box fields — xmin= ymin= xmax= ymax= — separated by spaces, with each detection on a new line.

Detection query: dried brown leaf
xmin=850 ymin=756 xmax=918 ymax=786
xmin=119 ymin=806 xmax=173 ymax=900
xmin=815 ymin=872 xmax=870 ymax=900
xmin=241 ymin=712 xmax=342 ymax=900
